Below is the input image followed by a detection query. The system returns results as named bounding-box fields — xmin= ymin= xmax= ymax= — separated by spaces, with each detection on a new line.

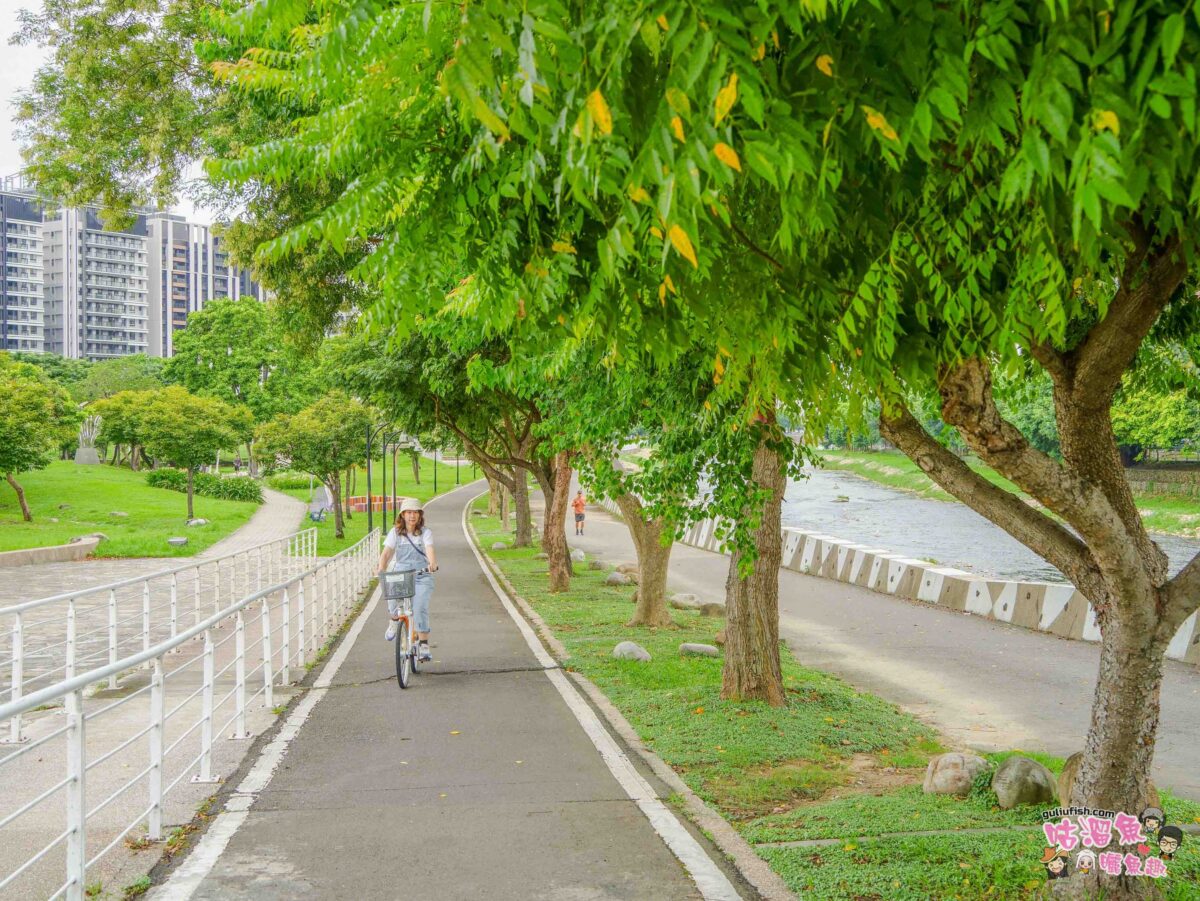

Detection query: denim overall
xmin=390 ymin=529 xmax=434 ymax=633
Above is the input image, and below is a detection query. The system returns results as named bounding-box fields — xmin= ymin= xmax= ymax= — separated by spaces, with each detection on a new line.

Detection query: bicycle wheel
xmin=395 ymin=620 xmax=411 ymax=689
xmin=411 ymin=638 xmax=420 ymax=674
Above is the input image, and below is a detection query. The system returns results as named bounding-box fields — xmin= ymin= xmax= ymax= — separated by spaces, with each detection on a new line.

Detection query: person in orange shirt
xmin=571 ymin=490 xmax=587 ymax=536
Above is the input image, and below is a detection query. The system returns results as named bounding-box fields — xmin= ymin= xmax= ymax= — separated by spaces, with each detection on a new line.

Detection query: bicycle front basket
xmin=381 ymin=569 xmax=417 ymax=601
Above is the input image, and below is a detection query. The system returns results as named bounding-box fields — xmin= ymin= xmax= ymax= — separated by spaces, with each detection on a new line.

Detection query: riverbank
xmin=820 ymin=450 xmax=1200 ymax=539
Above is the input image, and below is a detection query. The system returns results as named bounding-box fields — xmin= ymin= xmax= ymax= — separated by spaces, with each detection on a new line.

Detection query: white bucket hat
xmin=399 ymin=497 xmax=424 ymax=513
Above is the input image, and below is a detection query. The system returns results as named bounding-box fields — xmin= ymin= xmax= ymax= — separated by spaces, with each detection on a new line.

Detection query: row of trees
xmin=17 ymin=1 xmax=1200 ymax=896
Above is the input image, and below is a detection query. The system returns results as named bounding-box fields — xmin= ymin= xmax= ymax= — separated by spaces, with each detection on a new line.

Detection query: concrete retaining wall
xmin=1125 ymin=466 xmax=1200 ymax=497
xmin=597 ymin=498 xmax=1200 ymax=665
xmin=0 ymin=535 xmax=102 ymax=567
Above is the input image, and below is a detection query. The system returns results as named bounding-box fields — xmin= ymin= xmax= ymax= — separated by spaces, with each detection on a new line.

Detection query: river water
xmin=781 ymin=468 xmax=1200 ymax=583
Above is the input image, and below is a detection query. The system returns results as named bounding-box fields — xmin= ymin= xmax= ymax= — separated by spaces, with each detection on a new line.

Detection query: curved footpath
xmin=560 ymin=490 xmax=1200 ymax=802
xmin=0 ymin=488 xmax=306 ymax=606
xmin=150 ymin=482 xmax=752 ymax=901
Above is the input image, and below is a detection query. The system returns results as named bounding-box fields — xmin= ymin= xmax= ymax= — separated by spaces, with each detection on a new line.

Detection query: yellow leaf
xmin=714 ymin=355 xmax=725 ymax=377
xmin=629 ymin=185 xmax=651 ymax=204
xmin=587 ymin=89 xmax=613 ymax=135
xmin=752 ymin=43 xmax=766 ymax=62
xmin=656 ymin=14 xmax=669 ymax=30
xmin=666 ymin=87 xmax=690 ymax=114
xmin=771 ymin=30 xmax=780 ymax=49
xmin=663 ymin=274 xmax=676 ymax=295
xmin=658 ymin=282 xmax=667 ymax=302
xmin=816 ymin=54 xmax=834 ymax=77
xmin=713 ymin=142 xmax=741 ymax=171
xmin=1093 ymin=108 xmax=1120 ymax=135
xmin=843 ymin=843 xmax=857 ymax=851
xmin=556 ymin=314 xmax=566 ymax=325
xmin=862 ymin=106 xmax=899 ymax=142
xmin=670 ymin=115 xmax=686 ymax=142
xmin=551 ymin=240 xmax=576 ymax=254
xmin=703 ymin=400 xmax=712 ymax=410
xmin=517 ymin=297 xmax=526 ymax=319
xmin=714 ymin=72 xmax=739 ymax=125
xmin=693 ymin=706 xmax=705 ymax=714
xmin=649 ymin=225 xmax=664 ymax=239
xmin=667 ymin=225 xmax=699 ymax=267
xmin=450 ymin=730 xmax=461 ymax=735
xmin=822 ymin=118 xmax=835 ymax=147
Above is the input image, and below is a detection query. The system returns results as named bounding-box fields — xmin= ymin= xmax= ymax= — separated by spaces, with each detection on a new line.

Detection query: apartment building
xmin=0 ymin=174 xmax=262 ymax=360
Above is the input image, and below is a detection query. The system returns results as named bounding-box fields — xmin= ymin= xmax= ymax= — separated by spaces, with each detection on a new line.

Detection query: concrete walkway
xmin=561 ymin=494 xmax=1200 ymax=802
xmin=158 ymin=483 xmax=747 ymax=901
xmin=0 ymin=488 xmax=306 ymax=607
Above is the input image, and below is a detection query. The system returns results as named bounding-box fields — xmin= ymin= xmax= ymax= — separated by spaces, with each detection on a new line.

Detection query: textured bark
xmin=511 ymin=467 xmax=533 ymax=547
xmin=486 ymin=477 xmax=499 ymax=515
xmin=6 ymin=473 xmax=32 ymax=522
xmin=541 ymin=453 xmax=574 ymax=592
xmin=130 ymin=445 xmax=141 ymax=472
xmin=499 ymin=482 xmax=510 ymax=530
xmin=614 ymin=493 xmax=674 ymax=628
xmin=327 ymin=476 xmax=345 ymax=539
xmin=410 ymin=450 xmax=420 ymax=484
xmin=721 ymin=435 xmax=786 ymax=706
xmin=186 ymin=468 xmax=195 ymax=521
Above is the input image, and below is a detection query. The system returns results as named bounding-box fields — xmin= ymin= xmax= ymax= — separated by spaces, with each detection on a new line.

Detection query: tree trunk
xmin=186 ymin=468 xmax=195 ymax=521
xmin=615 ymin=493 xmax=674 ymax=628
xmin=130 ymin=445 xmax=140 ymax=472
xmin=247 ymin=439 xmax=259 ymax=478
xmin=722 ymin=434 xmax=786 ymax=706
xmin=6 ymin=473 xmax=32 ymax=522
xmin=328 ymin=476 xmax=345 ymax=539
xmin=486 ymin=477 xmax=499 ymax=516
xmin=511 ymin=467 xmax=533 ymax=547
xmin=411 ymin=451 xmax=420 ymax=484
xmin=499 ymin=483 xmax=510 ymax=531
xmin=342 ymin=469 xmax=353 ymax=520
xmin=110 ymin=444 xmax=120 ymax=465
xmin=539 ymin=453 xmax=574 ymax=592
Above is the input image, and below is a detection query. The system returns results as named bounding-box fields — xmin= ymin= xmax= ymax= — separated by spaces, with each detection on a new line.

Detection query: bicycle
xmin=381 ymin=568 xmax=428 ymax=689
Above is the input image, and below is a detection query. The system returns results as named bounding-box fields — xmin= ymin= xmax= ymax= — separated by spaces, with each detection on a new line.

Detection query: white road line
xmin=461 ymin=494 xmax=743 ymax=901
xmin=152 ymin=486 xmax=472 ymax=901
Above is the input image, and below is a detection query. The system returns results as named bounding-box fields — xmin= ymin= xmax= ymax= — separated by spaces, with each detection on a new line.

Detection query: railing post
xmin=3 ymin=613 xmax=25 ymax=744
xmin=107 ymin=590 xmax=118 ymax=691
xmin=256 ymin=546 xmax=263 ymax=592
xmin=261 ymin=599 xmax=274 ymax=710
xmin=195 ymin=565 xmax=203 ymax=629
xmin=66 ymin=599 xmax=77 ymax=681
xmin=169 ymin=573 xmax=179 ymax=649
xmin=281 ymin=586 xmax=292 ymax=686
xmin=231 ymin=610 xmax=249 ymax=739
xmin=192 ymin=629 xmax=219 ymax=783
xmin=148 ymin=658 xmax=165 ymax=840
xmin=65 ymin=686 xmax=86 ymax=901
xmin=322 ymin=565 xmax=331 ymax=641
xmin=141 ymin=582 xmax=151 ymax=669
xmin=298 ymin=577 xmax=308 ymax=659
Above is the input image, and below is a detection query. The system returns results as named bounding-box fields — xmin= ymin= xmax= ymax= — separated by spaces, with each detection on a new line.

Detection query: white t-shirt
xmin=383 ymin=527 xmax=434 ymax=552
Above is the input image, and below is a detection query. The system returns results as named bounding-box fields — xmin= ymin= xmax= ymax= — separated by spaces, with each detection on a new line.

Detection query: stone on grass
xmin=533 ymin=552 xmax=549 ymax=560
xmin=471 ymin=510 xmax=485 ymax=517
xmin=48 ymin=517 xmax=59 ymax=523
xmin=110 ymin=511 xmax=129 ymax=518
xmin=714 ymin=628 xmax=726 ymax=646
xmin=699 ymin=603 xmax=724 ymax=617
xmin=570 ymin=549 xmax=586 ymax=563
xmin=669 ymin=593 xmax=701 ymax=610
xmin=604 ymin=572 xmax=631 ymax=587
xmin=616 ymin=563 xmax=639 ymax=575
xmin=679 ymin=643 xmax=720 ymax=658
xmin=186 ymin=518 xmax=209 ymax=527
xmin=1057 ymin=751 xmax=1160 ymax=808
xmin=630 ymin=590 xmax=638 ymax=605
xmin=612 ymin=641 xmax=651 ymax=662
xmin=923 ymin=752 xmax=988 ymax=797
xmin=491 ymin=542 xmax=508 ymax=551
xmin=588 ymin=559 xmax=605 ymax=571
xmin=991 ymin=756 xmax=1055 ymax=809
xmin=58 ymin=503 xmax=71 ymax=510
xmin=167 ymin=537 xmax=189 ymax=548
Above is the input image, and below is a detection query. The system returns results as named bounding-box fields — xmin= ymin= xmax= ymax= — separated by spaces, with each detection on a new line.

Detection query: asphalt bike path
xmin=156 ymin=483 xmax=745 ymax=900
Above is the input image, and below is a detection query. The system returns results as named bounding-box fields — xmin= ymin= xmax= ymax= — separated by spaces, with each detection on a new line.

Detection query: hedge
xmin=146 ymin=469 xmax=263 ymax=504
xmin=265 ymin=472 xmax=315 ymax=490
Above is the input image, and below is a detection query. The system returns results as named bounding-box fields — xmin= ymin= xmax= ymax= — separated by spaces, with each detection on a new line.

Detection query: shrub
xmin=266 ymin=471 xmax=313 ymax=490
xmin=146 ymin=469 xmax=263 ymax=504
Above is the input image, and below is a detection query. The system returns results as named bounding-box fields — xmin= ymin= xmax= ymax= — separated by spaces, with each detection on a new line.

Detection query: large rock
xmin=533 ymin=552 xmax=549 ymax=560
xmin=923 ymin=753 xmax=988 ymax=797
xmin=604 ymin=572 xmax=631 ymax=587
xmin=186 ymin=518 xmax=209 ymax=527
xmin=699 ymin=603 xmax=725 ymax=617
xmin=588 ymin=559 xmax=605 ymax=571
xmin=1057 ymin=751 xmax=1161 ymax=808
xmin=167 ymin=537 xmax=189 ymax=548
xmin=992 ymin=756 xmax=1056 ymax=809
xmin=612 ymin=641 xmax=651 ymax=662
xmin=616 ymin=563 xmax=640 ymax=575
xmin=110 ymin=511 xmax=129 ymax=518
xmin=491 ymin=542 xmax=508 ymax=551
xmin=669 ymin=593 xmax=701 ymax=610
xmin=570 ymin=548 xmax=586 ymax=563
xmin=679 ymin=643 xmax=720 ymax=658
xmin=714 ymin=628 xmax=726 ymax=646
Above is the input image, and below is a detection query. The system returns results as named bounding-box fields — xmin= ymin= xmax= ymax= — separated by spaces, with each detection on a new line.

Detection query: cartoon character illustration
xmin=1075 ymin=850 xmax=1096 ymax=875
xmin=1140 ymin=807 xmax=1164 ymax=835
xmin=1041 ymin=847 xmax=1070 ymax=879
xmin=1158 ymin=825 xmax=1183 ymax=860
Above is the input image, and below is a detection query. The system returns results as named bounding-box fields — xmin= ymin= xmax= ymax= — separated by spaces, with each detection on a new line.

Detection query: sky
xmin=0 ymin=0 xmax=212 ymax=223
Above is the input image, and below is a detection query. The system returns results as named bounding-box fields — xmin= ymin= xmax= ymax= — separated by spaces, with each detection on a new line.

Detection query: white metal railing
xmin=1 ymin=529 xmax=318 ymax=746
xmin=0 ymin=527 xmax=379 ymax=901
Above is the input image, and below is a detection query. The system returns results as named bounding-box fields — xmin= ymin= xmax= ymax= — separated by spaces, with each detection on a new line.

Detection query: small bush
xmin=266 ymin=471 xmax=314 ymax=490
xmin=146 ymin=469 xmax=263 ymax=504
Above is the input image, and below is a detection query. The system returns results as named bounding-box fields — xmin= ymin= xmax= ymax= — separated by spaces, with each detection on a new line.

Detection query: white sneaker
xmin=419 ymin=641 xmax=432 ymax=662
xmin=385 ymin=621 xmax=398 ymax=641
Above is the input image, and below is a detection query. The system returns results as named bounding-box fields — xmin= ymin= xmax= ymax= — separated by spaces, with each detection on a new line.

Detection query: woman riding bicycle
xmin=377 ymin=498 xmax=438 ymax=661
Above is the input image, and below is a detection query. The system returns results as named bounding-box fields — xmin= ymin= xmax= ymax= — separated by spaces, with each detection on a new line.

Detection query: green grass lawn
xmin=821 ymin=450 xmax=1200 ymax=538
xmin=469 ymin=499 xmax=1200 ymax=900
xmin=281 ymin=456 xmax=467 ymax=556
xmin=0 ymin=461 xmax=261 ymax=558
